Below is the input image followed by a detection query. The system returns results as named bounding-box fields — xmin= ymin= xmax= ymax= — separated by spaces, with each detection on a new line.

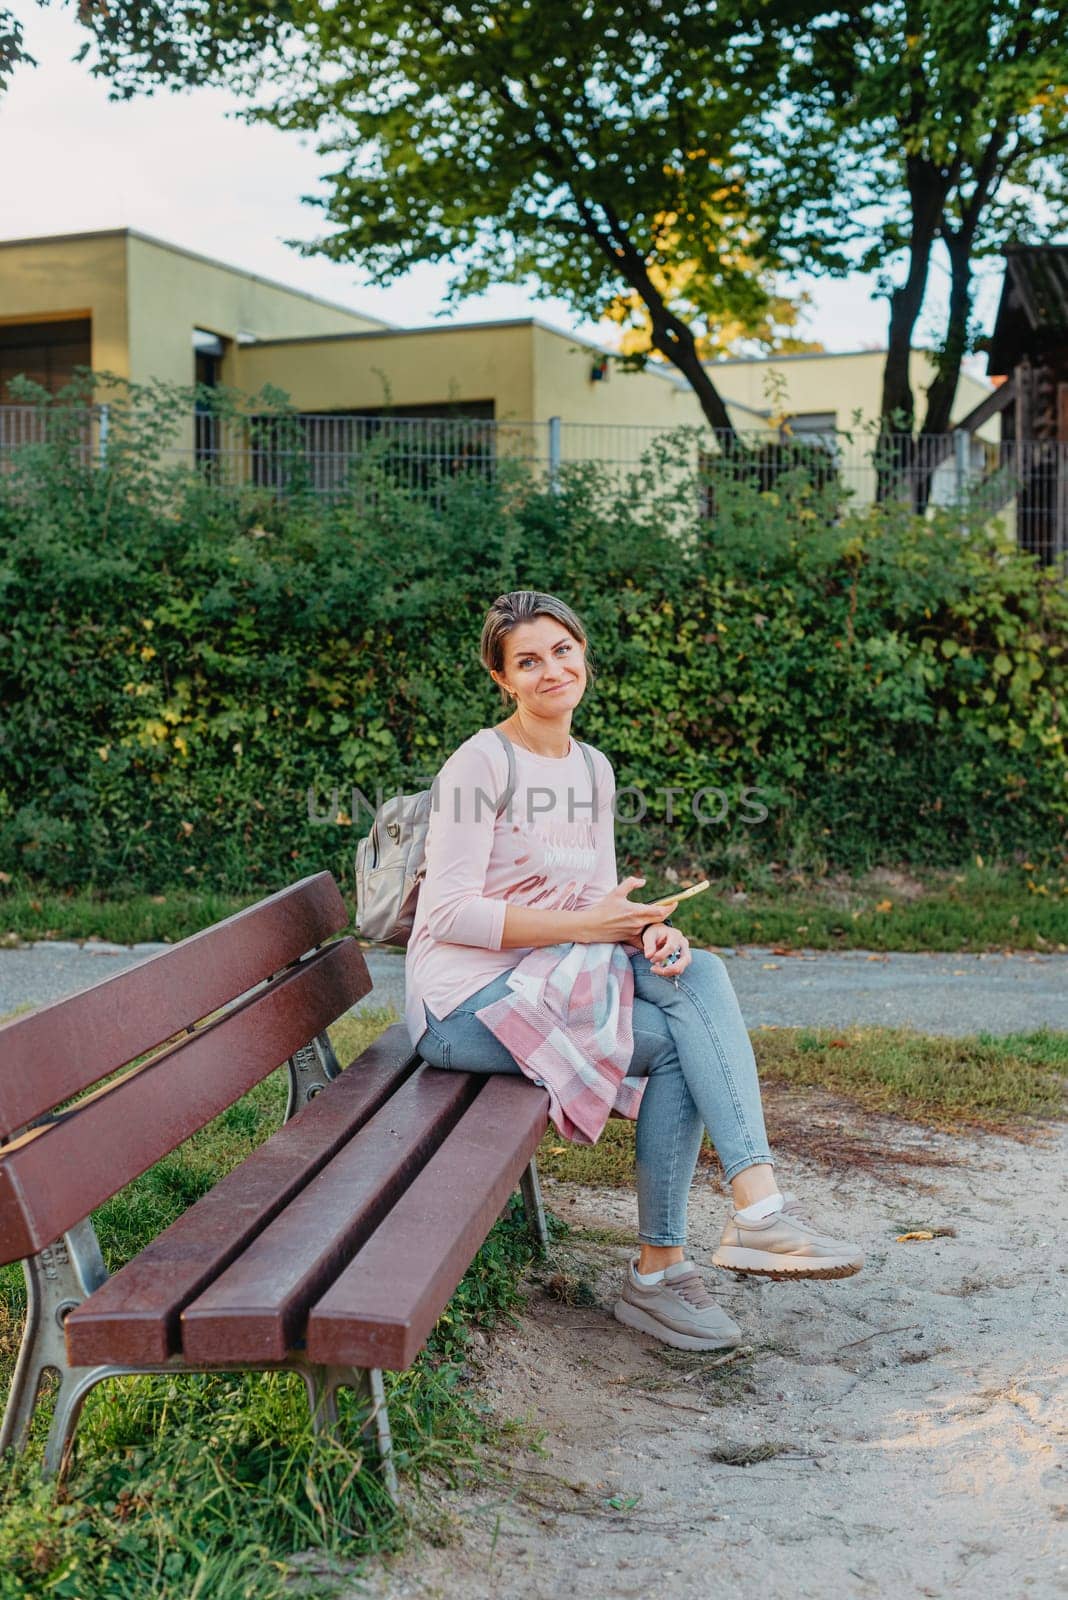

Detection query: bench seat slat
xmin=306 ymin=1077 xmax=549 ymax=1370
xmin=0 ymin=873 xmax=355 ymax=1141
xmin=64 ymin=1024 xmax=419 ymax=1367
xmin=180 ymin=1066 xmax=479 ymax=1364
xmin=0 ymin=939 xmax=367 ymax=1266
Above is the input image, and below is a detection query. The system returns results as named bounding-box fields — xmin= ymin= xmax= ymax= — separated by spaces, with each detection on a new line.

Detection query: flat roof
xmin=251 ymin=314 xmax=628 ymax=353
xmin=706 ymin=347 xmax=887 ymax=365
xmin=0 ymin=226 xmax=394 ymax=330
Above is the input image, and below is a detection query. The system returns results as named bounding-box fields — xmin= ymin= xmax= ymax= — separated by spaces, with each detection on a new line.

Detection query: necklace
xmin=510 ymin=716 xmax=569 ymax=761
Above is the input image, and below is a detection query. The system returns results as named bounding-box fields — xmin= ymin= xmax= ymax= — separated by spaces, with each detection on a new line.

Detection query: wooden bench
xmin=0 ymin=872 xmax=551 ymax=1493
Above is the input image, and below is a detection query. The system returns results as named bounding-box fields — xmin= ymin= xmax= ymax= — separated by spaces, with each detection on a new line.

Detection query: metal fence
xmin=1 ymin=404 xmax=1065 ymax=567
xmin=0 ymin=403 xmax=106 ymax=463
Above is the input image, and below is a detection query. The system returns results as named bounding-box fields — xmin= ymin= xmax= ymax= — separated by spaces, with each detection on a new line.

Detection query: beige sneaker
xmin=712 ymin=1193 xmax=864 ymax=1280
xmin=614 ymin=1257 xmax=743 ymax=1351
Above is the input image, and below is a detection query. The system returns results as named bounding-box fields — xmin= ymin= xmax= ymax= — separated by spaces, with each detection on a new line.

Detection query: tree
xmin=603 ymin=235 xmax=823 ymax=366
xmin=76 ymin=1 xmax=1063 ymax=446
xmin=778 ymin=2 xmax=1068 ymax=439
xmin=1 ymin=9 xmax=31 ymax=95
xmin=66 ymin=0 xmax=829 ymax=441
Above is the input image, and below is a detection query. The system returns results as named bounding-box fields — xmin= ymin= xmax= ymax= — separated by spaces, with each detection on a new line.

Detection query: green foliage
xmin=0 ymin=378 xmax=1064 ymax=896
xmin=0 ymin=8 xmax=29 ymax=96
xmin=67 ymin=0 xmax=814 ymax=431
xmin=774 ymin=1 xmax=1068 ymax=431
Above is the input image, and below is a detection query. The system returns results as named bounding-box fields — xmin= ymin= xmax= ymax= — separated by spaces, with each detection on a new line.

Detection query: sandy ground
xmin=338 ymin=1100 xmax=1067 ymax=1600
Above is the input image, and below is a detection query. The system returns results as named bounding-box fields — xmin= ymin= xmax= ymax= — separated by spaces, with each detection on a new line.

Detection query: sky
xmin=2 ymin=6 xmax=1004 ymax=367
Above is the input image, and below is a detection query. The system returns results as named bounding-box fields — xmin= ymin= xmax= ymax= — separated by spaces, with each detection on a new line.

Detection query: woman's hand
xmin=643 ymin=923 xmax=692 ymax=979
xmin=579 ymin=876 xmax=679 ymax=946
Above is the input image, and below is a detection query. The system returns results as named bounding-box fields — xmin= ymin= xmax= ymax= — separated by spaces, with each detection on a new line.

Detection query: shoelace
xmin=664 ymin=1268 xmax=716 ymax=1308
xmin=777 ymin=1197 xmax=828 ymax=1236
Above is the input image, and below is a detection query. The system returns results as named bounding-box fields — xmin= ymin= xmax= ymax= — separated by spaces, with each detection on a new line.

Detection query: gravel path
xmin=1 ymin=942 xmax=1065 ymax=1036
xmin=343 ymin=1113 xmax=1068 ymax=1600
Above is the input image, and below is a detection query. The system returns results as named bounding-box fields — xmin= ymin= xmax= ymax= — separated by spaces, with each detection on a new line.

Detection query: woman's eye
xmin=517 ymin=645 xmax=570 ymax=667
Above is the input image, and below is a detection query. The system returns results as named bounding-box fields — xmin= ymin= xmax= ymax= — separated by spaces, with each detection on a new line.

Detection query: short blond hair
xmin=480 ymin=590 xmax=594 ymax=705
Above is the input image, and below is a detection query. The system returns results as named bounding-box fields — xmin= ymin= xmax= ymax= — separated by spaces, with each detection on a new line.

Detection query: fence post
xmin=548 ymin=415 xmax=562 ymax=494
xmin=1056 ymin=441 xmax=1068 ymax=574
xmin=97 ymin=405 xmax=110 ymax=465
xmin=953 ymin=428 xmax=968 ymax=524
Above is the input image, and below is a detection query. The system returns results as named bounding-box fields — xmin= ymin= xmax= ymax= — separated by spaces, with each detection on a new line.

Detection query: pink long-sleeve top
xmin=404 ymin=726 xmax=618 ymax=1048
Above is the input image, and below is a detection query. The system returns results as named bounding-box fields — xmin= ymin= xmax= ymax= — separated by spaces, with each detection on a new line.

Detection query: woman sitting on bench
xmin=406 ymin=589 xmax=864 ymax=1352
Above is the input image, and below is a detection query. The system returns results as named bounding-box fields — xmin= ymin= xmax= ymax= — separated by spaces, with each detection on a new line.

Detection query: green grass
xmin=0 ymin=885 xmax=251 ymax=948
xmin=535 ymin=1024 xmax=1068 ymax=1188
xmin=1 ymin=856 xmax=1066 ymax=950
xmin=0 ymin=1008 xmax=541 ymax=1599
xmin=670 ymin=859 xmax=1068 ymax=953
xmin=756 ymin=1024 xmax=1068 ymax=1124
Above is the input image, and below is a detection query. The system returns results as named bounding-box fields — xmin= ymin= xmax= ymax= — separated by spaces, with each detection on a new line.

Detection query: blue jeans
xmin=416 ymin=948 xmax=774 ymax=1248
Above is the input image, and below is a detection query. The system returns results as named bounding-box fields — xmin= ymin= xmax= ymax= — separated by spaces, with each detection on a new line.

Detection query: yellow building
xmin=0 ymin=225 xmax=997 ymax=496
xmin=0 ymin=227 xmax=384 ymax=394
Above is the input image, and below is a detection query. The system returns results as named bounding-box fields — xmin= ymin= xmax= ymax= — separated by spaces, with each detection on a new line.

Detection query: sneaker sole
xmin=613 ymin=1298 xmax=742 ymax=1351
xmin=711 ymin=1246 xmax=863 ymax=1280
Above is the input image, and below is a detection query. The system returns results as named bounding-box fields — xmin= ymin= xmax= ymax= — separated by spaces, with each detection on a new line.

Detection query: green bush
xmin=0 ymin=379 xmax=1064 ymax=894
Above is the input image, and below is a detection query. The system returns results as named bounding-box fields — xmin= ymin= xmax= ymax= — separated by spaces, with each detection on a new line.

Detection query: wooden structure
xmin=987 ymin=245 xmax=1068 ymax=563
xmin=0 ymin=873 xmax=550 ymax=1490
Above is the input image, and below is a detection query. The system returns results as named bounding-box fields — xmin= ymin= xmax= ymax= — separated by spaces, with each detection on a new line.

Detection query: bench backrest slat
xmin=0 ymin=936 xmax=368 ymax=1265
xmin=0 ymin=873 xmax=350 ymax=1140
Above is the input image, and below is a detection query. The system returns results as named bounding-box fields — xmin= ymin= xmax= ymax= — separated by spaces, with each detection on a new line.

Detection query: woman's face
xmin=494 ymin=616 xmax=587 ymax=716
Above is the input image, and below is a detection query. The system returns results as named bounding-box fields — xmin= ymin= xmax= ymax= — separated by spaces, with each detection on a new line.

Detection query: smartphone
xmin=663 ymin=878 xmax=710 ymax=904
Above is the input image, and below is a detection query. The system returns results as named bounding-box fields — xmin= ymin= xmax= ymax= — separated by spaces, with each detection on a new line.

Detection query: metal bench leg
xmin=0 ymin=1219 xmax=109 ymax=1466
xmin=519 ymin=1158 xmax=550 ymax=1256
xmin=301 ymin=1364 xmax=398 ymax=1500
xmin=353 ymin=1368 xmax=398 ymax=1500
xmin=42 ymin=1365 xmax=120 ymax=1478
xmin=285 ymin=1031 xmax=342 ymax=1120
xmin=0 ymin=1344 xmax=48 ymax=1461
xmin=303 ymin=1363 xmax=343 ymax=1432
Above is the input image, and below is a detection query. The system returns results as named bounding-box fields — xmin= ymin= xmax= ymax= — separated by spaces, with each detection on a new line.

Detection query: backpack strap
xmin=491 ymin=726 xmax=518 ymax=816
xmin=491 ymin=727 xmax=599 ymax=818
xmin=575 ymin=740 xmax=599 ymax=814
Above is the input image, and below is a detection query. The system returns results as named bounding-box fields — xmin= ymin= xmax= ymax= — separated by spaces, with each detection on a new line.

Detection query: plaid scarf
xmin=474 ymin=941 xmax=644 ymax=1145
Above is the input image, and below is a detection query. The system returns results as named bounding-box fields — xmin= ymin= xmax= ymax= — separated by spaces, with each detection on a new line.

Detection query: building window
xmin=782 ymin=411 xmax=838 ymax=450
xmin=193 ymin=328 xmax=228 ymax=467
xmin=345 ymin=401 xmax=496 ymax=423
xmin=0 ymin=317 xmax=92 ymax=402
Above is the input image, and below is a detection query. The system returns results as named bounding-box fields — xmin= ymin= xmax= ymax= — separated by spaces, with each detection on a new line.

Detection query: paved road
xmin=1 ymin=940 xmax=1065 ymax=1037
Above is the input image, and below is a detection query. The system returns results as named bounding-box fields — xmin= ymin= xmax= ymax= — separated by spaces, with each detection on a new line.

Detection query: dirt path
xmin=347 ymin=1104 xmax=1067 ymax=1600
